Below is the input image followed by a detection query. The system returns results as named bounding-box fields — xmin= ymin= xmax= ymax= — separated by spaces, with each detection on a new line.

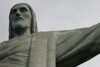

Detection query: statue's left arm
xmin=56 ymin=23 xmax=100 ymax=67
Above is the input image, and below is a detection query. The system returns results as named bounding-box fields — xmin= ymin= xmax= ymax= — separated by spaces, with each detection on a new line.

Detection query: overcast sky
xmin=0 ymin=0 xmax=100 ymax=67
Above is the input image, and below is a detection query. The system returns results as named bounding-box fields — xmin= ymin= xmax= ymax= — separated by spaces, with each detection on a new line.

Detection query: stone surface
xmin=1 ymin=23 xmax=100 ymax=67
xmin=29 ymin=39 xmax=47 ymax=67
xmin=33 ymin=32 xmax=57 ymax=67
xmin=1 ymin=3 xmax=100 ymax=67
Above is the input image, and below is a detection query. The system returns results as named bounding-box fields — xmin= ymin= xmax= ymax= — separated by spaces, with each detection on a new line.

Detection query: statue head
xmin=9 ymin=3 xmax=38 ymax=39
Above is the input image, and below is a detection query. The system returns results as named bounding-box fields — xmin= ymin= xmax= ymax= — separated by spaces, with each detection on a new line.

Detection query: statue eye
xmin=20 ymin=7 xmax=28 ymax=12
xmin=11 ymin=9 xmax=16 ymax=14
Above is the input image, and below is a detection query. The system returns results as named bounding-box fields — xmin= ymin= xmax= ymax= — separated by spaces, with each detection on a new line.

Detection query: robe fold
xmin=0 ymin=23 xmax=100 ymax=67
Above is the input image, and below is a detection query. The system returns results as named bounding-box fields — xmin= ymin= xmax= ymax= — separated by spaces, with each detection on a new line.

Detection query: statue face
xmin=9 ymin=4 xmax=31 ymax=30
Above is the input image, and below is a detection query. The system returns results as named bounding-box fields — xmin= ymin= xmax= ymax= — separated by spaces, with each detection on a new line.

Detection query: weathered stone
xmin=1 ymin=3 xmax=100 ymax=67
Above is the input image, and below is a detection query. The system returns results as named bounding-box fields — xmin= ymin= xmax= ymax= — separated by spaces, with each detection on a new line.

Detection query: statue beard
xmin=11 ymin=20 xmax=31 ymax=36
xmin=13 ymin=23 xmax=28 ymax=35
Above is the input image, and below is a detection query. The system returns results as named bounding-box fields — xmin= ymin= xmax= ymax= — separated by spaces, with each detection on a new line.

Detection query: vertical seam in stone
xmin=26 ymin=35 xmax=33 ymax=67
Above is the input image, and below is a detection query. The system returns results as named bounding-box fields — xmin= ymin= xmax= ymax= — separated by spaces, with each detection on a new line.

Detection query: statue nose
xmin=16 ymin=10 xmax=21 ymax=16
xmin=16 ymin=13 xmax=20 ymax=16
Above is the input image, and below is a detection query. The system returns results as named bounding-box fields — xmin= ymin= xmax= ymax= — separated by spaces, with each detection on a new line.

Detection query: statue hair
xmin=9 ymin=3 xmax=38 ymax=39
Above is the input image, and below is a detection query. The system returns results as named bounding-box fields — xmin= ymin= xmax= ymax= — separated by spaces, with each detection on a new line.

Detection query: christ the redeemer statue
xmin=0 ymin=3 xmax=100 ymax=67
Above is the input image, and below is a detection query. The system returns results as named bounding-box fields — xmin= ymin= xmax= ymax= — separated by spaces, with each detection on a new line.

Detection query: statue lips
xmin=14 ymin=17 xmax=24 ymax=21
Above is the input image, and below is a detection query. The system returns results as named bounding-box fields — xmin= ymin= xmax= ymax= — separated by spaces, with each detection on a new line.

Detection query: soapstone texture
xmin=1 ymin=23 xmax=100 ymax=67
xmin=0 ymin=3 xmax=100 ymax=67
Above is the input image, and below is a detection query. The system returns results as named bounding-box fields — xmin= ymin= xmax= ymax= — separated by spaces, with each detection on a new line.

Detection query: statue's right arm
xmin=0 ymin=41 xmax=21 ymax=60
xmin=0 ymin=41 xmax=11 ymax=60
xmin=0 ymin=41 xmax=20 ymax=60
xmin=0 ymin=36 xmax=31 ymax=61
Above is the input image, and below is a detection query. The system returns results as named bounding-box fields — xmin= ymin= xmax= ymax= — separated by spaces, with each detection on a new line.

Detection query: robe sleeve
xmin=0 ymin=35 xmax=32 ymax=67
xmin=56 ymin=23 xmax=100 ymax=67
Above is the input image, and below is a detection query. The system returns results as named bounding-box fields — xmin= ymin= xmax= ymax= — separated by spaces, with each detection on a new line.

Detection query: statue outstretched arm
xmin=0 ymin=41 xmax=9 ymax=60
xmin=56 ymin=23 xmax=100 ymax=67
xmin=0 ymin=35 xmax=31 ymax=61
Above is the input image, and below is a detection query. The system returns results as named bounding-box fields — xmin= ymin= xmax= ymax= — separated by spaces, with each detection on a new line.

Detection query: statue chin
xmin=14 ymin=24 xmax=27 ymax=31
xmin=12 ymin=20 xmax=29 ymax=30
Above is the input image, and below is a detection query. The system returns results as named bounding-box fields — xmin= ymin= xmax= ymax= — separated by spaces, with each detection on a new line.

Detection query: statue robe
xmin=0 ymin=23 xmax=100 ymax=67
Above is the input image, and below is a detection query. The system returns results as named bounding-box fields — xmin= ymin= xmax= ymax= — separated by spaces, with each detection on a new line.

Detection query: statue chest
xmin=0 ymin=32 xmax=57 ymax=67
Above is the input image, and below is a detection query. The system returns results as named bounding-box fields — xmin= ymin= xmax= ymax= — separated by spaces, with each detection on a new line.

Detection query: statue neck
xmin=13 ymin=27 xmax=30 ymax=37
